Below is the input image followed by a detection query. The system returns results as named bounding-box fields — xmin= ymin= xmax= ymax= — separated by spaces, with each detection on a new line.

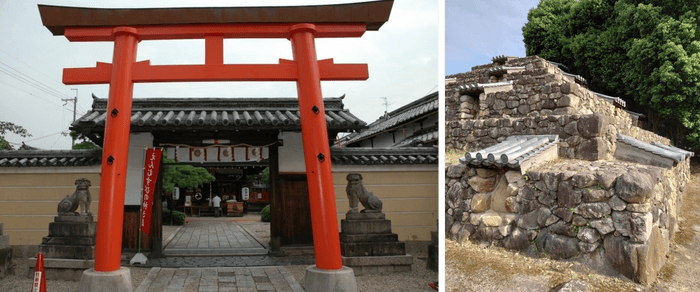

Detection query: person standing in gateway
xmin=213 ymin=195 xmax=222 ymax=217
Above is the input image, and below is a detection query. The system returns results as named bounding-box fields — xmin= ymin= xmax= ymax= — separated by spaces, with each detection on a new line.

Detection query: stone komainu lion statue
xmin=346 ymin=173 xmax=382 ymax=213
xmin=57 ymin=178 xmax=92 ymax=215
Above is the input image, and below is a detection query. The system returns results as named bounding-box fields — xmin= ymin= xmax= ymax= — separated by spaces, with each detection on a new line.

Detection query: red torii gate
xmin=39 ymin=1 xmax=392 ymax=287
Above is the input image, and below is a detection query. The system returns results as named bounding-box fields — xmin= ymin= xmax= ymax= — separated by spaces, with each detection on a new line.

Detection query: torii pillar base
xmin=77 ymin=267 xmax=133 ymax=292
xmin=304 ymin=265 xmax=357 ymax=292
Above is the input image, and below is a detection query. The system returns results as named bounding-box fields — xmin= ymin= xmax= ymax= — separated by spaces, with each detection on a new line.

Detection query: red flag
xmin=141 ymin=148 xmax=162 ymax=235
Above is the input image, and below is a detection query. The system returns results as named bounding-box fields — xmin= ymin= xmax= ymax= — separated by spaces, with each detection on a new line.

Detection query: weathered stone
xmin=572 ymin=172 xmax=597 ymax=189
xmin=577 ymin=227 xmax=601 ymax=243
xmin=527 ymin=171 xmax=541 ymax=181
xmin=471 ymin=193 xmax=491 ymax=213
xmin=556 ymin=279 xmax=591 ymax=292
xmin=446 ymin=164 xmax=466 ymax=178
xmin=557 ymin=181 xmax=581 ymax=208
xmin=493 ymin=99 xmax=506 ymax=110
xmin=627 ymin=203 xmax=652 ymax=213
xmin=446 ymin=184 xmax=462 ymax=209
xmin=520 ymin=199 xmax=541 ymax=213
xmin=472 ymin=226 xmax=497 ymax=242
xmin=629 ymin=212 xmax=654 ymax=243
xmin=505 ymin=197 xmax=520 ymax=213
xmin=583 ymin=189 xmax=607 ymax=203
xmin=503 ymin=227 xmax=530 ymax=251
xmin=491 ymin=176 xmax=511 ymax=213
xmin=518 ymin=207 xmax=550 ymax=230
xmin=545 ymin=214 xmax=560 ymax=226
xmin=552 ymin=207 xmax=574 ymax=222
xmin=563 ymin=121 xmax=578 ymax=136
xmin=575 ymin=203 xmax=611 ymax=219
xmin=553 ymin=107 xmax=577 ymax=115
xmin=589 ymin=217 xmax=614 ymax=235
xmin=476 ymin=168 xmax=498 ymax=178
xmin=537 ymin=191 xmax=557 ymax=207
xmin=578 ymin=241 xmax=600 ymax=254
xmin=502 ymin=213 xmax=518 ymax=225
xmin=481 ymin=211 xmax=502 ymax=227
xmin=468 ymin=176 xmax=497 ymax=193
xmin=604 ymin=226 xmax=666 ymax=284
xmin=616 ymin=172 xmax=653 ymax=203
xmin=445 ymin=215 xmax=455 ymax=234
xmin=498 ymin=225 xmax=512 ymax=237
xmin=550 ymin=221 xmax=577 ymax=237
xmin=609 ymin=196 xmax=627 ymax=211
xmin=576 ymin=138 xmax=608 ymax=161
xmin=518 ymin=104 xmax=530 ymax=115
xmin=454 ymin=223 xmax=475 ymax=243
xmin=470 ymin=213 xmax=483 ymax=226
xmin=577 ymin=113 xmax=607 ymax=138
xmin=572 ymin=215 xmax=588 ymax=226
xmin=505 ymin=171 xmax=522 ymax=183
xmin=520 ymin=184 xmax=537 ymax=200
xmin=557 ymin=94 xmax=579 ymax=108
xmin=449 ymin=222 xmax=463 ymax=240
xmin=537 ymin=231 xmax=580 ymax=260
xmin=560 ymin=82 xmax=575 ymax=94
xmin=542 ymin=172 xmax=559 ymax=192
xmin=598 ymin=172 xmax=617 ymax=189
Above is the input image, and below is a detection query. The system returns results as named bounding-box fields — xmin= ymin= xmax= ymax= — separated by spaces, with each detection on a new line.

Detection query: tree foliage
xmin=162 ymin=157 xmax=216 ymax=193
xmin=0 ymin=121 xmax=32 ymax=150
xmin=70 ymin=131 xmax=100 ymax=149
xmin=523 ymin=0 xmax=700 ymax=147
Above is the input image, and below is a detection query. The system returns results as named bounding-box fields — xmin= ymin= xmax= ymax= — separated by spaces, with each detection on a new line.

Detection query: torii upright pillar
xmin=38 ymin=2 xmax=393 ymax=292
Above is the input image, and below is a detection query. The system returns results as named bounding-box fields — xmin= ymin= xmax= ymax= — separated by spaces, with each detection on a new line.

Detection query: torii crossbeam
xmin=39 ymin=2 xmax=393 ymax=291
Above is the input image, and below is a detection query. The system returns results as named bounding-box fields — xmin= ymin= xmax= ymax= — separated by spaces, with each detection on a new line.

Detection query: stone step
xmin=340 ymin=241 xmax=406 ymax=257
xmin=340 ymin=233 xmax=398 ymax=243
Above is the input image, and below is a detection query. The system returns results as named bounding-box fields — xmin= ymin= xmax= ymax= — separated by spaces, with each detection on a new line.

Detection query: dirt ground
xmin=445 ymin=151 xmax=700 ymax=292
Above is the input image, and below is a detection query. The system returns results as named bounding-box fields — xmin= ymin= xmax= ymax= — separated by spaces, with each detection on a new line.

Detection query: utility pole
xmin=62 ymin=89 xmax=78 ymax=147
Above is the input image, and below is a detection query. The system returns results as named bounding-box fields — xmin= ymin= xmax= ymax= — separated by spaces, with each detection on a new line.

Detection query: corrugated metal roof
xmin=461 ymin=135 xmax=559 ymax=168
xmin=340 ymin=92 xmax=438 ymax=146
xmin=0 ymin=150 xmax=101 ymax=167
xmin=330 ymin=147 xmax=438 ymax=165
xmin=71 ymin=96 xmax=367 ymax=133
xmin=616 ymin=134 xmax=692 ymax=163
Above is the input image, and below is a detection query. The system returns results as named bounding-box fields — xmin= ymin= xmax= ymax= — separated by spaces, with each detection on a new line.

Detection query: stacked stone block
xmin=445 ymin=158 xmax=689 ymax=284
xmin=31 ymin=214 xmax=96 ymax=280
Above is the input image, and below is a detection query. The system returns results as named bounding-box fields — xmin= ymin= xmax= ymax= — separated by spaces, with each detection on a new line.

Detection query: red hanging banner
xmin=141 ymin=148 xmax=162 ymax=235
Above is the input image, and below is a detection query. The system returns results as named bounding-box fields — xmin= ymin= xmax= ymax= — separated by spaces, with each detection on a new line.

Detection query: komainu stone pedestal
xmin=427 ymin=230 xmax=438 ymax=271
xmin=0 ymin=223 xmax=12 ymax=279
xmin=29 ymin=214 xmax=96 ymax=280
xmin=340 ymin=213 xmax=412 ymax=275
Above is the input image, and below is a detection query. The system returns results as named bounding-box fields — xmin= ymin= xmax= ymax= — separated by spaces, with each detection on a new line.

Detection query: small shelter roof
xmin=461 ymin=135 xmax=559 ymax=171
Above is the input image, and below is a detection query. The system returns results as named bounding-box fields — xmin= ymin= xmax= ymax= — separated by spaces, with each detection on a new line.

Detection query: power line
xmin=0 ymin=64 xmax=71 ymax=100
xmin=24 ymin=131 xmax=65 ymax=142
xmin=0 ymin=79 xmax=63 ymax=107
xmin=425 ymin=84 xmax=437 ymax=95
xmin=0 ymin=48 xmax=68 ymax=90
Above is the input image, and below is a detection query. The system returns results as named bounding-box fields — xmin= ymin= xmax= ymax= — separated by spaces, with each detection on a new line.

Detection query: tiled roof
xmin=616 ymin=134 xmax=692 ymax=163
xmin=454 ymin=81 xmax=513 ymax=94
xmin=485 ymin=66 xmax=525 ymax=76
xmin=392 ymin=129 xmax=439 ymax=147
xmin=562 ymin=72 xmax=587 ymax=86
xmin=0 ymin=150 xmax=102 ymax=167
xmin=461 ymin=135 xmax=559 ymax=168
xmin=592 ymin=91 xmax=626 ymax=108
xmin=71 ymin=96 xmax=367 ymax=134
xmin=330 ymin=147 xmax=438 ymax=165
xmin=340 ymin=92 xmax=438 ymax=146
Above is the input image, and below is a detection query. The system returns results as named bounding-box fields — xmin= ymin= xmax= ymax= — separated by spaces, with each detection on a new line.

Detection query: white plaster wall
xmin=124 ymin=132 xmax=153 ymax=205
xmin=278 ymin=131 xmax=306 ymax=173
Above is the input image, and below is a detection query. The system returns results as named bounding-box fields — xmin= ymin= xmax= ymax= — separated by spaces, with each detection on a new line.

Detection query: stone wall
xmin=445 ymin=56 xmax=670 ymax=159
xmin=445 ymin=158 xmax=690 ymax=284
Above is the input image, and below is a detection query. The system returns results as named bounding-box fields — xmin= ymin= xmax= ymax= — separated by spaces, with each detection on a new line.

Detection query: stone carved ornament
xmin=346 ymin=173 xmax=382 ymax=213
xmin=57 ymin=178 xmax=92 ymax=216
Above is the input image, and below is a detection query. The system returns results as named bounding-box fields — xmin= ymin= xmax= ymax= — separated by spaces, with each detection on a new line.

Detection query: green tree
xmin=162 ymin=157 xmax=216 ymax=193
xmin=523 ymin=0 xmax=700 ymax=148
xmin=69 ymin=131 xmax=100 ymax=149
xmin=0 ymin=121 xmax=32 ymax=150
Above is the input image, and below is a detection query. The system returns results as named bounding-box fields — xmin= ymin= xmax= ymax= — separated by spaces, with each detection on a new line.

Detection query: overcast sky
xmin=0 ymin=0 xmax=438 ymax=149
xmin=445 ymin=0 xmax=540 ymax=76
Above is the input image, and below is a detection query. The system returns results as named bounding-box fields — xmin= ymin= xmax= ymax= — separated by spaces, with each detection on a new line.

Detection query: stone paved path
xmin=134 ymin=266 xmax=305 ymax=292
xmin=164 ymin=220 xmax=268 ymax=256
